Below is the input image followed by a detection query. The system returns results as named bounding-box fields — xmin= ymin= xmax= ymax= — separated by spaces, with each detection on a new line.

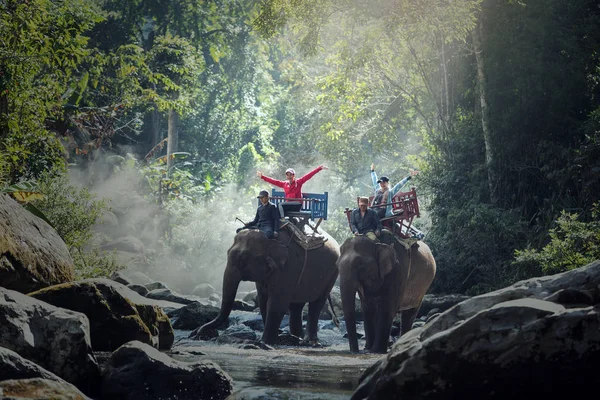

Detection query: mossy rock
xmin=29 ymin=279 xmax=174 ymax=351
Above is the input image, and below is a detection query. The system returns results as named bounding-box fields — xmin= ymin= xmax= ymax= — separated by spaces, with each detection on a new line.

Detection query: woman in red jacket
xmin=257 ymin=165 xmax=328 ymax=219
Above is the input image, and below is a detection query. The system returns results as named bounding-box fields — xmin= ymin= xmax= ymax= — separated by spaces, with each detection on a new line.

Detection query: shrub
xmin=33 ymin=170 xmax=124 ymax=278
xmin=514 ymin=204 xmax=600 ymax=275
xmin=428 ymin=202 xmax=529 ymax=295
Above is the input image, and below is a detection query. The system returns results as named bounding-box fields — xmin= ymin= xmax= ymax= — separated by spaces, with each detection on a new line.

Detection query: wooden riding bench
xmin=269 ymin=189 xmax=329 ymax=232
xmin=344 ymin=188 xmax=422 ymax=240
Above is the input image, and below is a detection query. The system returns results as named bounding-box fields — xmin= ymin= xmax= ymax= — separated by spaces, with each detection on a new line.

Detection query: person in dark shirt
xmin=350 ymin=196 xmax=382 ymax=241
xmin=236 ymin=190 xmax=280 ymax=239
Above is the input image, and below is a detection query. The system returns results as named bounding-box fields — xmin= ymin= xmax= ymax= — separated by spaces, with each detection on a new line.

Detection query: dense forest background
xmin=1 ymin=0 xmax=599 ymax=295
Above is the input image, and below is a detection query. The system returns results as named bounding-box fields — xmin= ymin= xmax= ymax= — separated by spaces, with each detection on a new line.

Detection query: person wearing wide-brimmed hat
xmin=236 ymin=190 xmax=280 ymax=239
xmin=256 ymin=165 xmax=327 ymax=219
xmin=370 ymin=163 xmax=419 ymax=218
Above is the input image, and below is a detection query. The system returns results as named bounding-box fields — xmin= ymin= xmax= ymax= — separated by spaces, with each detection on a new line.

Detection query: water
xmin=170 ymin=326 xmax=382 ymax=400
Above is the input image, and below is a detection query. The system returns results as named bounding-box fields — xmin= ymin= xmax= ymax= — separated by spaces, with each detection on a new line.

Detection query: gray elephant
xmin=338 ymin=236 xmax=436 ymax=353
xmin=190 ymin=229 xmax=340 ymax=345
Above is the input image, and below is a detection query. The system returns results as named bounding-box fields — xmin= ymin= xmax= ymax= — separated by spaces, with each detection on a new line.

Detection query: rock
xmin=242 ymin=317 xmax=265 ymax=331
xmin=233 ymin=299 xmax=255 ymax=312
xmin=0 ymin=287 xmax=100 ymax=394
xmin=0 ymin=347 xmax=92 ymax=399
xmin=236 ymin=290 xmax=250 ymax=300
xmin=0 ymin=378 xmax=91 ymax=400
xmin=220 ymin=325 xmax=258 ymax=342
xmin=28 ymin=279 xmax=177 ymax=351
xmin=242 ymin=290 xmax=258 ymax=306
xmin=146 ymin=288 xmax=199 ymax=305
xmin=418 ymin=293 xmax=471 ymax=318
xmin=0 ymin=194 xmax=74 ymax=293
xmin=145 ymin=281 xmax=168 ymax=291
xmin=101 ymin=341 xmax=233 ymax=400
xmin=543 ymin=288 xmax=596 ymax=307
xmin=127 ymin=283 xmax=149 ymax=296
xmin=0 ymin=346 xmax=70 ymax=383
xmin=422 ymin=260 xmax=600 ymax=340
xmin=275 ymin=333 xmax=302 ymax=346
xmin=352 ymin=261 xmax=600 ymax=399
xmin=109 ymin=271 xmax=131 ymax=286
xmin=112 ymin=251 xmax=148 ymax=270
xmin=172 ymin=302 xmax=220 ymax=330
xmin=191 ymin=283 xmax=216 ymax=297
xmin=325 ymin=286 xmax=363 ymax=321
xmin=100 ymin=235 xmax=145 ymax=255
xmin=118 ymin=270 xmax=153 ymax=285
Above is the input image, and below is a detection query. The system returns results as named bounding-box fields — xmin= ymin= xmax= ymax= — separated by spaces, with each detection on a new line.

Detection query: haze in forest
xmin=1 ymin=0 xmax=599 ymax=296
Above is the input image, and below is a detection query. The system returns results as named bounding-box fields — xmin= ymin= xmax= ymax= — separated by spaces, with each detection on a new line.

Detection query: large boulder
xmin=100 ymin=235 xmax=145 ymax=255
xmin=0 ymin=346 xmax=91 ymax=399
xmin=28 ymin=279 xmax=179 ymax=351
xmin=146 ymin=287 xmax=200 ymax=305
xmin=352 ymin=260 xmax=600 ymax=399
xmin=0 ymin=287 xmax=100 ymax=394
xmin=101 ymin=341 xmax=233 ymax=400
xmin=0 ymin=194 xmax=74 ymax=293
xmin=0 ymin=378 xmax=91 ymax=400
xmin=1 ymin=346 xmax=69 ymax=382
xmin=191 ymin=283 xmax=217 ymax=297
xmin=171 ymin=302 xmax=220 ymax=330
xmin=112 ymin=269 xmax=153 ymax=286
xmin=417 ymin=293 xmax=471 ymax=318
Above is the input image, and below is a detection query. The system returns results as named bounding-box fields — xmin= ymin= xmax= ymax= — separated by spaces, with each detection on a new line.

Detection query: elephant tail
xmin=328 ymin=294 xmax=340 ymax=329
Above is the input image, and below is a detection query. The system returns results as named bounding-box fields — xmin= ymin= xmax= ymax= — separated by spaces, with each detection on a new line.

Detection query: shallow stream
xmin=171 ymin=326 xmax=382 ymax=400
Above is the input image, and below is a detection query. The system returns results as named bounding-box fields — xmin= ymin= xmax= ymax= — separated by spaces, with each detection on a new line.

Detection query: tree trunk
xmin=150 ymin=107 xmax=161 ymax=150
xmin=166 ymin=108 xmax=178 ymax=177
xmin=473 ymin=18 xmax=497 ymax=204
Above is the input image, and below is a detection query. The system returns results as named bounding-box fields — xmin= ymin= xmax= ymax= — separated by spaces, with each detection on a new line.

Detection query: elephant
xmin=338 ymin=235 xmax=436 ymax=353
xmin=190 ymin=228 xmax=340 ymax=345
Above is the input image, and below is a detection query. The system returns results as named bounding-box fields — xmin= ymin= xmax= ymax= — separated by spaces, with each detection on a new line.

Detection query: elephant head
xmin=229 ymin=230 xmax=289 ymax=282
xmin=337 ymin=237 xmax=399 ymax=352
xmin=190 ymin=229 xmax=288 ymax=338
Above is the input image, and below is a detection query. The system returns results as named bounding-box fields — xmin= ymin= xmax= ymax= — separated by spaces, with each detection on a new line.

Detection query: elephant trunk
xmin=193 ymin=263 xmax=240 ymax=338
xmin=340 ymin=272 xmax=360 ymax=353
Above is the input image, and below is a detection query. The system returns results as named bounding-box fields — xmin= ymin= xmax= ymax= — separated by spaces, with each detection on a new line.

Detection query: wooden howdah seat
xmin=344 ymin=188 xmax=422 ymax=240
xmin=268 ymin=189 xmax=329 ymax=233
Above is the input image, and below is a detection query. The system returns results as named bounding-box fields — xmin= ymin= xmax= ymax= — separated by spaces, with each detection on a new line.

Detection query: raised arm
xmin=296 ymin=165 xmax=326 ymax=185
xmin=257 ymin=170 xmax=286 ymax=188
xmin=370 ymin=163 xmax=378 ymax=191
xmin=391 ymin=175 xmax=411 ymax=195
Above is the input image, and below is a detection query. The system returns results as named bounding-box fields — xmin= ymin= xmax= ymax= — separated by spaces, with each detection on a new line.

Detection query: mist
xmin=68 ymin=157 xmax=364 ymax=297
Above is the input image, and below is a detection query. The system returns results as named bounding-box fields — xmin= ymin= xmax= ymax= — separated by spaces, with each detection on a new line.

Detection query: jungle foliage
xmin=1 ymin=0 xmax=599 ymax=292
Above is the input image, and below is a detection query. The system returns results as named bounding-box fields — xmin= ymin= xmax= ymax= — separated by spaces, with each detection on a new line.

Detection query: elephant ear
xmin=266 ymin=242 xmax=289 ymax=272
xmin=377 ymin=244 xmax=395 ymax=280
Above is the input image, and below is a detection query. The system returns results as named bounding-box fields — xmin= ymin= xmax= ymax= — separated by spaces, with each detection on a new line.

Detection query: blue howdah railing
xmin=268 ymin=189 xmax=328 ymax=220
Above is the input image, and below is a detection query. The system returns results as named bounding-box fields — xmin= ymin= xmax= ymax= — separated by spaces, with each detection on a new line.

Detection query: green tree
xmin=0 ymin=0 xmax=102 ymax=181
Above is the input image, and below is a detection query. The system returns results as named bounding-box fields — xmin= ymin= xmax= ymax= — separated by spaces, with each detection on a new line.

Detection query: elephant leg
xmin=401 ymin=306 xmax=421 ymax=336
xmin=262 ymin=310 xmax=286 ymax=344
xmin=306 ymin=271 xmax=338 ymax=343
xmin=372 ymin=303 xmax=397 ymax=354
xmin=288 ymin=302 xmax=305 ymax=338
xmin=362 ymin=298 xmax=377 ymax=351
xmin=257 ymin=289 xmax=268 ymax=324
xmin=305 ymin=298 xmax=327 ymax=342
